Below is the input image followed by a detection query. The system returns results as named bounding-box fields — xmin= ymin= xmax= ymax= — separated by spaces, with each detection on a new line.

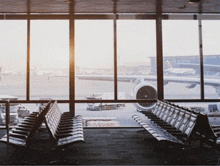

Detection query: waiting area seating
xmin=0 ymin=101 xmax=52 ymax=147
xmin=44 ymin=101 xmax=84 ymax=147
xmin=0 ymin=100 xmax=84 ymax=149
xmin=133 ymin=100 xmax=218 ymax=146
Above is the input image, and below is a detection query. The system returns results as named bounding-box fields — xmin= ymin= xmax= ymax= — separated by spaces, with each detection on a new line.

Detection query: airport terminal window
xmin=1 ymin=16 xmax=220 ymax=128
xmin=0 ymin=21 xmax=27 ymax=100
xmin=117 ymin=20 xmax=157 ymax=100
xmin=162 ymin=20 xmax=200 ymax=99
xmin=30 ymin=20 xmax=69 ymax=100
xmin=75 ymin=20 xmax=114 ymax=100
xmin=202 ymin=20 xmax=220 ymax=99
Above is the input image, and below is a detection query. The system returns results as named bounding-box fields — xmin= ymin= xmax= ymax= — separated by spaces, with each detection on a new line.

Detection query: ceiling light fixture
xmin=64 ymin=0 xmax=72 ymax=4
xmin=188 ymin=0 xmax=201 ymax=4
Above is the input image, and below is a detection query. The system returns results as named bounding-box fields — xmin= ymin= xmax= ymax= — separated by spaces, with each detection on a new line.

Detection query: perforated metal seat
xmin=133 ymin=100 xmax=218 ymax=146
xmin=0 ymin=101 xmax=52 ymax=147
xmin=44 ymin=101 xmax=84 ymax=148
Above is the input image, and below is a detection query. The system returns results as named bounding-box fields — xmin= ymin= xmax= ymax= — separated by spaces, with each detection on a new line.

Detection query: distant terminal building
xmin=118 ymin=62 xmax=151 ymax=75
xmin=149 ymin=55 xmax=220 ymax=75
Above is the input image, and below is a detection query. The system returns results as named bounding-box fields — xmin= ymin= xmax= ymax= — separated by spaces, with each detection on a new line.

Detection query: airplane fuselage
xmin=165 ymin=68 xmax=196 ymax=76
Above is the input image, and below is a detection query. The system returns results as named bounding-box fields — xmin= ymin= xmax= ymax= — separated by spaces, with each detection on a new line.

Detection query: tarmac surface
xmin=0 ymin=128 xmax=220 ymax=165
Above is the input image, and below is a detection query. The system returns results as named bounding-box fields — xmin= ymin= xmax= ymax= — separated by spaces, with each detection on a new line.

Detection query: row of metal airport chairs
xmin=44 ymin=101 xmax=84 ymax=148
xmin=0 ymin=101 xmax=52 ymax=147
xmin=0 ymin=100 xmax=84 ymax=149
xmin=133 ymin=100 xmax=217 ymax=146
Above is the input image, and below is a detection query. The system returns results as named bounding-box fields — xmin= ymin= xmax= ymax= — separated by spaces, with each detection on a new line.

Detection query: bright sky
xmin=163 ymin=20 xmax=199 ymax=57
xmin=0 ymin=19 xmax=219 ymax=71
xmin=0 ymin=21 xmax=27 ymax=71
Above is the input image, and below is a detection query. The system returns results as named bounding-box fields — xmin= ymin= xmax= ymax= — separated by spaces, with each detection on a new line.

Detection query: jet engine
xmin=131 ymin=81 xmax=157 ymax=112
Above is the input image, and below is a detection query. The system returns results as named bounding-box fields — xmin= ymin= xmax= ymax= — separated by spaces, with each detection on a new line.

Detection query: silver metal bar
xmin=6 ymin=100 xmax=10 ymax=150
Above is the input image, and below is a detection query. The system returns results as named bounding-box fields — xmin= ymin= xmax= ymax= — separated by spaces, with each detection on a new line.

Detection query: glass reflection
xmin=162 ymin=20 xmax=200 ymax=99
xmin=202 ymin=20 xmax=220 ymax=99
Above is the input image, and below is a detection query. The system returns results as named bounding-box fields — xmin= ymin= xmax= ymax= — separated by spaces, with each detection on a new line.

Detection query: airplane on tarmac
xmin=77 ymin=74 xmax=220 ymax=112
xmin=178 ymin=62 xmax=220 ymax=76
xmin=164 ymin=60 xmax=196 ymax=76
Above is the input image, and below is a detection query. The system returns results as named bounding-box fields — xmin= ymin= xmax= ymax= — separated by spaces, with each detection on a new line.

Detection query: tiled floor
xmin=0 ymin=128 xmax=220 ymax=165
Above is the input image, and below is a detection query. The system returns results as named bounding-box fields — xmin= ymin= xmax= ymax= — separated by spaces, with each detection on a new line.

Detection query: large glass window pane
xmin=202 ymin=20 xmax=220 ymax=99
xmin=117 ymin=20 xmax=157 ymax=112
xmin=75 ymin=20 xmax=114 ymax=100
xmin=163 ymin=20 xmax=200 ymax=99
xmin=30 ymin=20 xmax=69 ymax=100
xmin=75 ymin=20 xmax=140 ymax=127
xmin=0 ymin=21 xmax=27 ymax=100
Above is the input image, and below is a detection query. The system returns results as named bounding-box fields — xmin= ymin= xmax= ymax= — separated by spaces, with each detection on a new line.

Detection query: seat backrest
xmin=161 ymin=104 xmax=171 ymax=121
xmin=28 ymin=100 xmax=52 ymax=139
xmin=158 ymin=103 xmax=168 ymax=119
xmin=178 ymin=111 xmax=191 ymax=133
xmin=152 ymin=101 xmax=161 ymax=114
xmin=173 ymin=109 xmax=185 ymax=130
xmin=169 ymin=108 xmax=180 ymax=127
xmin=165 ymin=106 xmax=175 ymax=124
xmin=164 ymin=102 xmax=198 ymax=136
xmin=158 ymin=101 xmax=217 ymax=143
xmin=155 ymin=102 xmax=166 ymax=117
xmin=45 ymin=101 xmax=61 ymax=140
xmin=183 ymin=113 xmax=198 ymax=137
xmin=160 ymin=104 xmax=171 ymax=121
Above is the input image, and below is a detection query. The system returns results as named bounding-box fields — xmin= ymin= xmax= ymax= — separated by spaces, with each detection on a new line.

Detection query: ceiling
xmin=0 ymin=0 xmax=219 ymax=14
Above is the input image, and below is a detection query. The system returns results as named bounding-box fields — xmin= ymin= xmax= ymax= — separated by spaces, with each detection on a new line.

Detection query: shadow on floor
xmin=0 ymin=128 xmax=220 ymax=165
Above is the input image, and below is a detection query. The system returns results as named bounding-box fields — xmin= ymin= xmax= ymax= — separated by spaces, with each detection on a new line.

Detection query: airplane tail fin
xmin=166 ymin=60 xmax=173 ymax=69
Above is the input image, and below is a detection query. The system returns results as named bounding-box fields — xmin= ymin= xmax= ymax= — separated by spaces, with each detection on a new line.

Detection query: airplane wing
xmin=77 ymin=75 xmax=151 ymax=82
xmin=77 ymin=74 xmax=220 ymax=97
xmin=77 ymin=74 xmax=220 ymax=111
xmin=77 ymin=74 xmax=220 ymax=86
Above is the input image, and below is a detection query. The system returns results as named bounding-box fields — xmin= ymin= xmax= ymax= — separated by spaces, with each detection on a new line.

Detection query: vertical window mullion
xmin=69 ymin=1 xmax=75 ymax=114
xmin=114 ymin=15 xmax=118 ymax=101
xmin=26 ymin=0 xmax=30 ymax=101
xmin=114 ymin=0 xmax=118 ymax=101
xmin=198 ymin=15 xmax=204 ymax=100
xmin=156 ymin=0 xmax=164 ymax=100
